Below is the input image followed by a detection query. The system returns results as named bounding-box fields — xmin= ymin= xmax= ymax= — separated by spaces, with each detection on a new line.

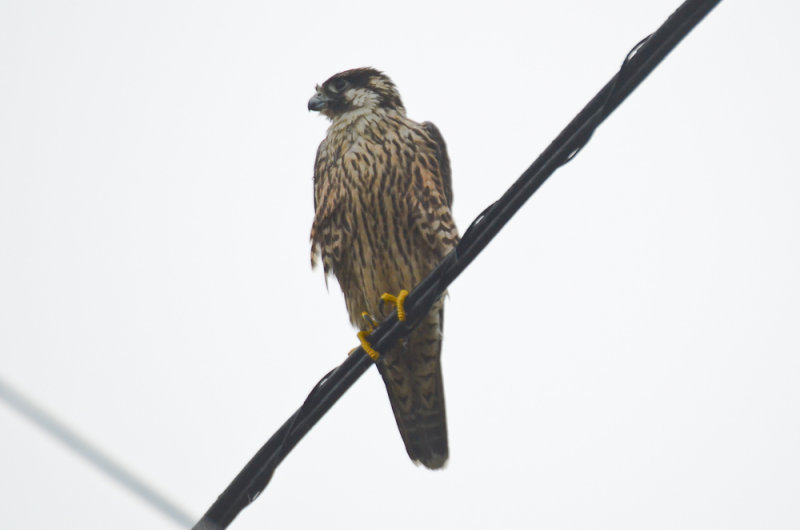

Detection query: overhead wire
xmin=0 ymin=376 xmax=195 ymax=528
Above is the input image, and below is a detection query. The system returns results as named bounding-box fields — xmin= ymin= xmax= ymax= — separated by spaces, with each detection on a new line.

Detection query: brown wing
xmin=422 ymin=121 xmax=453 ymax=209
xmin=409 ymin=122 xmax=459 ymax=258
xmin=378 ymin=120 xmax=457 ymax=469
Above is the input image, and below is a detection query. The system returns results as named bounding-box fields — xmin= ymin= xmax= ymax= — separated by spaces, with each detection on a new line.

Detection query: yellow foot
xmin=349 ymin=311 xmax=381 ymax=361
xmin=350 ymin=290 xmax=408 ymax=362
xmin=357 ymin=330 xmax=380 ymax=361
xmin=380 ymin=289 xmax=409 ymax=322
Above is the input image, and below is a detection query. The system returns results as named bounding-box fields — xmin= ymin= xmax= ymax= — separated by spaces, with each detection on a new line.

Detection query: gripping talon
xmin=380 ymin=289 xmax=409 ymax=322
xmin=361 ymin=311 xmax=380 ymax=330
xmin=357 ymin=330 xmax=380 ymax=361
xmin=352 ymin=291 xmax=408 ymax=362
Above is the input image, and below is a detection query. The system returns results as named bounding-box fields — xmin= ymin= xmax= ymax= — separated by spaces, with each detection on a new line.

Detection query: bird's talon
xmin=361 ymin=311 xmax=380 ymax=330
xmin=357 ymin=330 xmax=380 ymax=361
xmin=380 ymin=289 xmax=409 ymax=322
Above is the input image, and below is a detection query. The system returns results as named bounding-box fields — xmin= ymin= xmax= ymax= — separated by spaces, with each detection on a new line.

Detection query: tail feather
xmin=376 ymin=305 xmax=448 ymax=469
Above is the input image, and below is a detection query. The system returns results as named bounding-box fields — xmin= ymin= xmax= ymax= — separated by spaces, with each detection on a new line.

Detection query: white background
xmin=2 ymin=1 xmax=799 ymax=528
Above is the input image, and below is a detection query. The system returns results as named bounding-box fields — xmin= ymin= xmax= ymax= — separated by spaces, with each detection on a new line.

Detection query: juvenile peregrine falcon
xmin=308 ymin=68 xmax=458 ymax=469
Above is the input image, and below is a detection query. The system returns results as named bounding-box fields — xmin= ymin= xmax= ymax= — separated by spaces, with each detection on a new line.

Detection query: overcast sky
xmin=2 ymin=1 xmax=800 ymax=529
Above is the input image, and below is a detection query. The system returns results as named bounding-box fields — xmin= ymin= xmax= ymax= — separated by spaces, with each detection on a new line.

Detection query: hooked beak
xmin=308 ymin=92 xmax=329 ymax=111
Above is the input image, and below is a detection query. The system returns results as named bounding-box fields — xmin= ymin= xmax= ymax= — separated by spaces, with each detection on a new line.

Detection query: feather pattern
xmin=309 ymin=68 xmax=457 ymax=468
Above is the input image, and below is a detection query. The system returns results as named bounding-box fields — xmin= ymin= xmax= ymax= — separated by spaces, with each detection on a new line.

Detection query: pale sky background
xmin=2 ymin=1 xmax=799 ymax=529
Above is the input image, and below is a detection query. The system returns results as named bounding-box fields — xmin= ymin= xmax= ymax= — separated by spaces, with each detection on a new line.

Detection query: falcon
xmin=308 ymin=68 xmax=458 ymax=469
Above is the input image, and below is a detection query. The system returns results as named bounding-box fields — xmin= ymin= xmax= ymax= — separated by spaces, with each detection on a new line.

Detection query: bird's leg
xmin=380 ymin=289 xmax=409 ymax=322
xmin=356 ymin=330 xmax=380 ymax=361
xmin=349 ymin=289 xmax=408 ymax=361
xmin=378 ymin=289 xmax=412 ymax=349
xmin=350 ymin=311 xmax=381 ymax=361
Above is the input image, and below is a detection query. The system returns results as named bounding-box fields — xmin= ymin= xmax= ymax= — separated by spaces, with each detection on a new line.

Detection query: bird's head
xmin=308 ymin=67 xmax=405 ymax=121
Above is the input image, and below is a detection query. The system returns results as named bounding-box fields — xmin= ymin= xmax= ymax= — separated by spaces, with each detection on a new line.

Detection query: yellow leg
xmin=380 ymin=289 xmax=409 ymax=322
xmin=347 ymin=311 xmax=381 ymax=361
xmin=357 ymin=330 xmax=380 ymax=361
xmin=350 ymin=291 xmax=408 ymax=361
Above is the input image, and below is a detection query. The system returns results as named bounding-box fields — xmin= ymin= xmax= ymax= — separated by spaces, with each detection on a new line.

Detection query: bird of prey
xmin=308 ymin=68 xmax=458 ymax=469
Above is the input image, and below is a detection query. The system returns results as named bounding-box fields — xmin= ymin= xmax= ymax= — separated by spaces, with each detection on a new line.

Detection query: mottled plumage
xmin=308 ymin=68 xmax=458 ymax=469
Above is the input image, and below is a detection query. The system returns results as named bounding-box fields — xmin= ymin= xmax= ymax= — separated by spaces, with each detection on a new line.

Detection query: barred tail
xmin=377 ymin=306 xmax=448 ymax=469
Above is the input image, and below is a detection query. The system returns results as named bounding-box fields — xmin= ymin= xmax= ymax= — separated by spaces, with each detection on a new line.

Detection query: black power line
xmin=194 ymin=0 xmax=723 ymax=527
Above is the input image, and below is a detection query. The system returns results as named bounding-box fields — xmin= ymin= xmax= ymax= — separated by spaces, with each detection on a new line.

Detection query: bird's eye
xmin=330 ymin=79 xmax=348 ymax=93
